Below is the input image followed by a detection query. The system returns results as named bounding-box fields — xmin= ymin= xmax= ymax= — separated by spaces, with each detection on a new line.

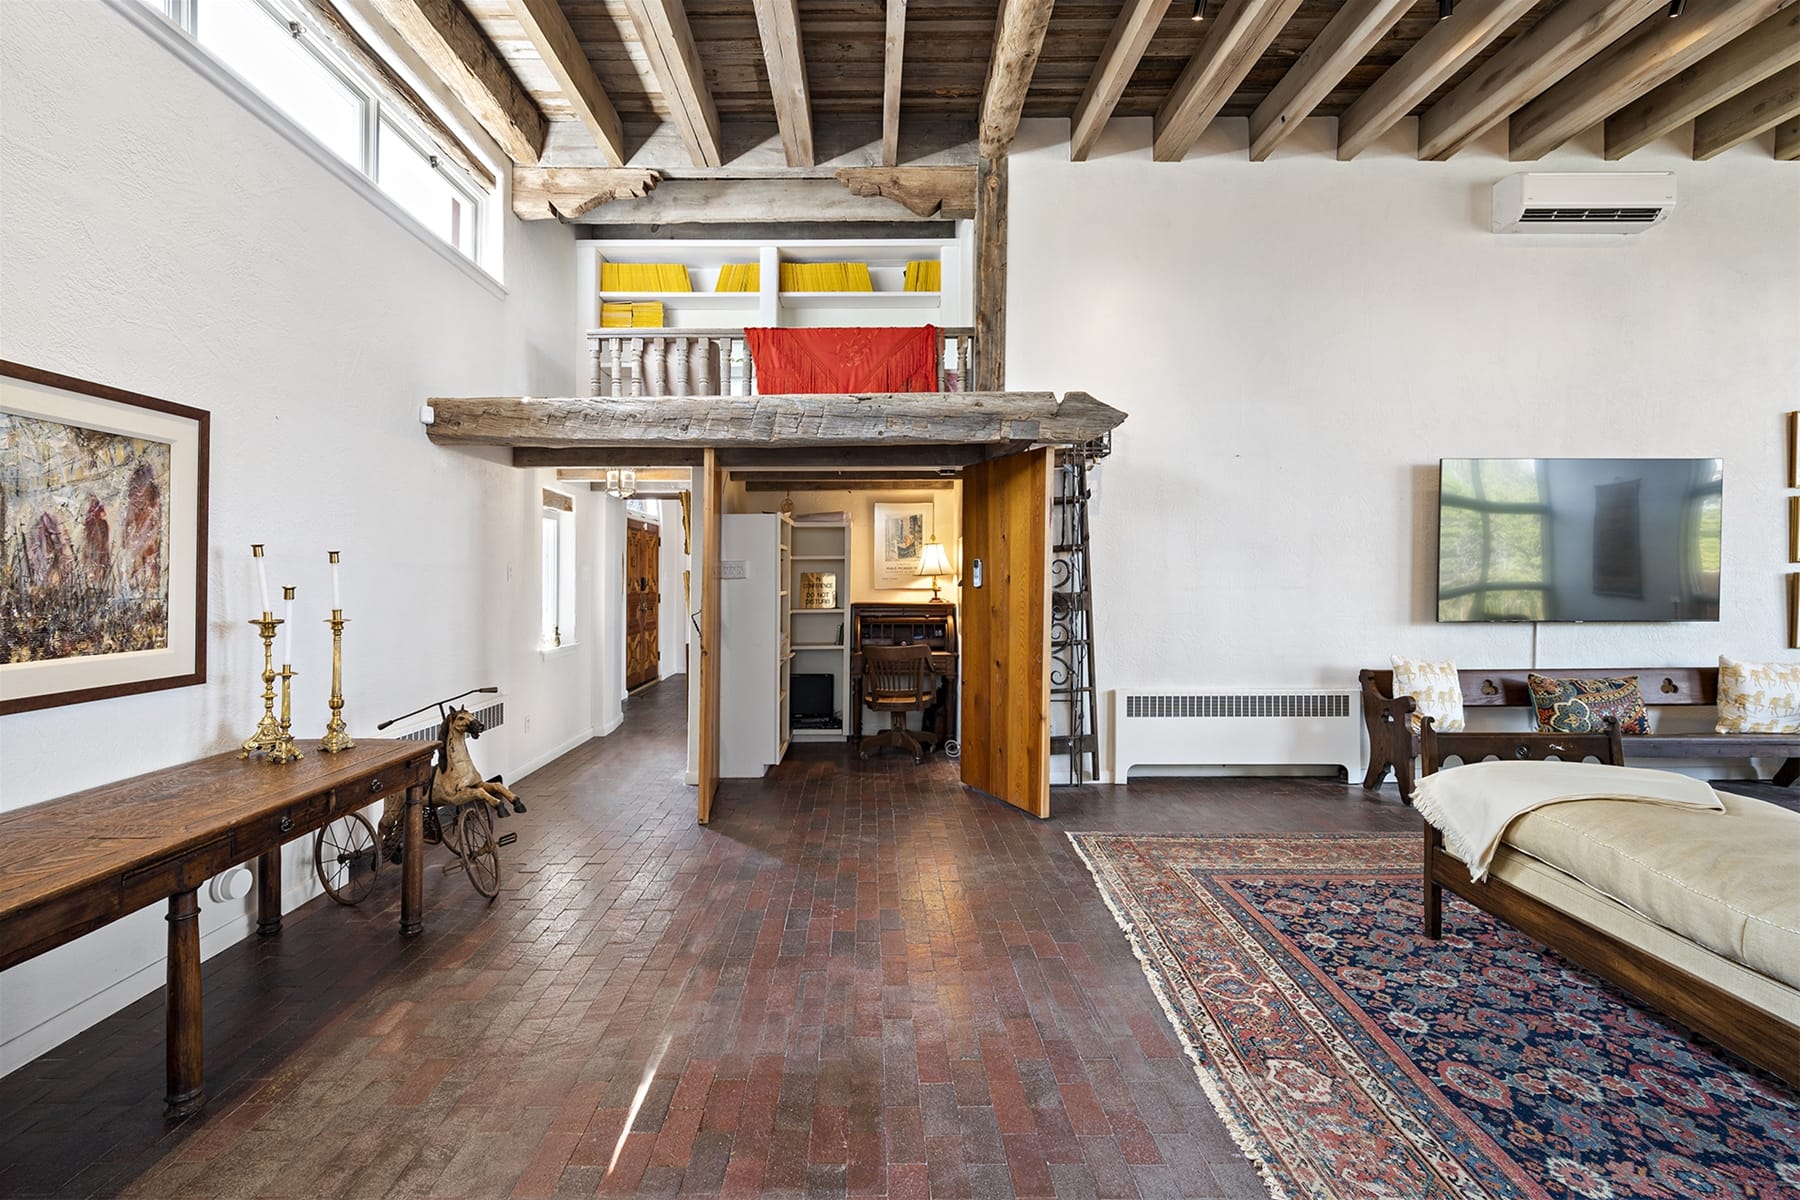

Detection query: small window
xmin=378 ymin=119 xmax=478 ymax=259
xmin=541 ymin=491 xmax=575 ymax=648
xmin=196 ymin=0 xmax=363 ymax=168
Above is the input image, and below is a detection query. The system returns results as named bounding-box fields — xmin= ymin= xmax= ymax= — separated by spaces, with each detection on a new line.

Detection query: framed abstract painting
xmin=0 ymin=362 xmax=210 ymax=714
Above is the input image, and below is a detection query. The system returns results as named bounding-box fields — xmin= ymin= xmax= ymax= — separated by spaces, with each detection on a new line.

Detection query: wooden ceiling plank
xmin=509 ymin=0 xmax=626 ymax=165
xmin=1069 ymin=0 xmax=1175 ymax=162
xmin=1510 ymin=0 xmax=1794 ymax=162
xmin=883 ymin=0 xmax=907 ymax=167
xmin=752 ymin=0 xmax=815 ymax=167
xmin=979 ymin=0 xmax=1059 ymax=158
xmin=1777 ymin=113 xmax=1800 ymax=157
xmin=1416 ymin=0 xmax=1669 ymax=162
xmin=511 ymin=167 xmax=659 ymax=220
xmin=835 ymin=166 xmax=978 ymax=218
xmin=1337 ymin=0 xmax=1538 ymax=161
xmin=1693 ymin=62 xmax=1800 ymax=157
xmin=366 ymin=0 xmax=546 ymax=165
xmin=1152 ymin=0 xmax=1308 ymax=163
xmin=1605 ymin=7 xmax=1800 ymax=159
xmin=1247 ymin=0 xmax=1414 ymax=162
xmin=620 ymin=0 xmax=724 ymax=167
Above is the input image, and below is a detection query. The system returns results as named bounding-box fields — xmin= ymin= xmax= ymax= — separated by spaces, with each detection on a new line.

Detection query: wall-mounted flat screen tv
xmin=1437 ymin=458 xmax=1722 ymax=623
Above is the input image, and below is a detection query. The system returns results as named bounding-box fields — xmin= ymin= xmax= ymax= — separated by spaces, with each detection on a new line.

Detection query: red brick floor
xmin=0 ymin=677 xmax=1418 ymax=1198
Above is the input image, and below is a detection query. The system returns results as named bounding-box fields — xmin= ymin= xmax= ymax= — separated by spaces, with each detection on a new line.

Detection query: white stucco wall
xmin=1005 ymin=116 xmax=1800 ymax=778
xmin=0 ymin=0 xmax=620 ymax=1071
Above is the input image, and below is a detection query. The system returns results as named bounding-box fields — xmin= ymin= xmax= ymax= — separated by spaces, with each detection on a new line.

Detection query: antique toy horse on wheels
xmin=378 ymin=699 xmax=524 ymax=856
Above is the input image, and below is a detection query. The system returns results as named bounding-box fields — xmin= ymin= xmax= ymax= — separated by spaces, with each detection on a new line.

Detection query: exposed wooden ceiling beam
xmin=1694 ymin=62 xmax=1800 ymax=157
xmin=620 ymin=0 xmax=723 ymax=167
xmin=979 ymin=0 xmax=1058 ymax=158
xmin=1778 ymin=113 xmax=1800 ymax=157
xmin=1153 ymin=0 xmax=1307 ymax=163
xmin=1336 ymin=0 xmax=1537 ymax=161
xmin=742 ymin=478 xmax=955 ymax=491
xmin=718 ymin=446 xmax=1001 ymax=469
xmin=1605 ymin=7 xmax=1800 ymax=159
xmin=568 ymin=177 xmax=953 ymax=223
xmin=752 ymin=0 xmax=814 ymax=167
xmin=1069 ymin=0 xmax=1174 ymax=162
xmin=538 ymin=117 xmax=978 ymax=178
xmin=512 ymin=167 xmax=660 ymax=220
xmin=883 ymin=0 xmax=907 ymax=167
xmin=1510 ymin=0 xmax=1792 ymax=162
xmin=365 ymin=0 xmax=546 ymax=165
xmin=558 ymin=468 xmax=693 ymax=482
xmin=1417 ymin=0 xmax=1667 ymax=161
xmin=509 ymin=0 xmax=625 ymax=165
xmin=835 ymin=167 xmax=978 ymax=218
xmin=734 ymin=469 xmax=952 ymax=482
xmin=1248 ymin=0 xmax=1413 ymax=162
xmin=518 ymin=448 xmax=706 ymax=468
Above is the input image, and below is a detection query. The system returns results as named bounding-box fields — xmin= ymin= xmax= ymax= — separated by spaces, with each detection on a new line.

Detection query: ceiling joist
xmin=1604 ymin=7 xmax=1800 ymax=159
xmin=1777 ymin=114 xmax=1800 ymax=158
xmin=1509 ymin=0 xmax=1794 ymax=162
xmin=883 ymin=0 xmax=908 ymax=167
xmin=508 ymin=0 xmax=625 ymax=165
xmin=566 ymin=177 xmax=951 ymax=223
xmin=751 ymin=0 xmax=814 ymax=167
xmin=1417 ymin=0 xmax=1667 ymax=162
xmin=1154 ymin=0 xmax=1307 ymax=163
xmin=620 ymin=0 xmax=723 ymax=167
xmin=979 ymin=0 xmax=1058 ymax=158
xmin=366 ymin=0 xmax=546 ymax=165
xmin=1248 ymin=0 xmax=1413 ymax=162
xmin=1693 ymin=63 xmax=1800 ymax=158
xmin=834 ymin=167 xmax=978 ymax=218
xmin=742 ymin=478 xmax=955 ymax=491
xmin=1069 ymin=0 xmax=1174 ymax=163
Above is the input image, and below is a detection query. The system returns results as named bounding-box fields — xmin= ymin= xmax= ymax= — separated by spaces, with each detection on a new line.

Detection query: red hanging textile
xmin=743 ymin=325 xmax=939 ymax=394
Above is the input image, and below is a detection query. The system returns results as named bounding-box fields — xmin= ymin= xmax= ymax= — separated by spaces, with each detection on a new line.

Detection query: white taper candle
xmin=330 ymin=550 xmax=341 ymax=610
xmin=253 ymin=544 xmax=270 ymax=613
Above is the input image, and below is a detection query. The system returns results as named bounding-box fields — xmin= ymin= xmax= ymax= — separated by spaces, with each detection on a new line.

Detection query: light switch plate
xmin=720 ymin=559 xmax=747 ymax=580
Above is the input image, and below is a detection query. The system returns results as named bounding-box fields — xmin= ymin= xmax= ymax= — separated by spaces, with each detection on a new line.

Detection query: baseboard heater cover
xmin=1113 ymin=689 xmax=1362 ymax=781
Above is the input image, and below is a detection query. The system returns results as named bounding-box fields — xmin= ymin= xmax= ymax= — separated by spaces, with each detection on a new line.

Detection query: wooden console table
xmin=0 ymin=740 xmax=435 ymax=1118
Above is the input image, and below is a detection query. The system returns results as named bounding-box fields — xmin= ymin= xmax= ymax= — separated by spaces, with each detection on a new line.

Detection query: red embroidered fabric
xmin=743 ymin=325 xmax=939 ymax=394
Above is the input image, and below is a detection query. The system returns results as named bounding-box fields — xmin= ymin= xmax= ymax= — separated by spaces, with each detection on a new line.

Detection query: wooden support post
xmin=698 ymin=449 xmax=722 ymax=824
xmin=164 ymin=889 xmax=204 ymax=1119
xmin=255 ymin=850 xmax=282 ymax=936
xmin=400 ymin=785 xmax=424 ymax=937
xmin=975 ymin=155 xmax=1007 ymax=392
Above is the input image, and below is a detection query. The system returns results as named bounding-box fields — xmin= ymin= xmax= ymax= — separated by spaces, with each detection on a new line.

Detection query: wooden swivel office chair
xmin=859 ymin=644 xmax=940 ymax=763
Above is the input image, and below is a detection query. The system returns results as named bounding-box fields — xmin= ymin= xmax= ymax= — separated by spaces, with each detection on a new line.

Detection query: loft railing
xmin=585 ymin=327 xmax=976 ymax=398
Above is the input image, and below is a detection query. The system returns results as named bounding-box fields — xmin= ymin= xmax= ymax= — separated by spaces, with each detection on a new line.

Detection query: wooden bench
xmin=1360 ymin=666 xmax=1800 ymax=799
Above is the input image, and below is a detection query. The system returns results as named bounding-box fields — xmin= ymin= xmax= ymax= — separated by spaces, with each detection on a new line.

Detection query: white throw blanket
xmin=1412 ymin=760 xmax=1724 ymax=881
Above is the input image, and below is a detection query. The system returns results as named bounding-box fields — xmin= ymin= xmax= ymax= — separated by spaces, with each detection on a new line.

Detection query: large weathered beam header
xmin=425 ymin=391 xmax=1124 ymax=456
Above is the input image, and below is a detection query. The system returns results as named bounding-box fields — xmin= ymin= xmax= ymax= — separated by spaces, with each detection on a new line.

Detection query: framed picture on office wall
xmin=0 ymin=361 xmax=210 ymax=714
xmin=873 ymin=502 xmax=933 ymax=590
xmin=1791 ymin=412 xmax=1799 ymax=488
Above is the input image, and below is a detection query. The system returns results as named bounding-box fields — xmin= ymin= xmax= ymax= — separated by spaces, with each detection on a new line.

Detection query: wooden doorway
xmin=958 ymin=448 xmax=1052 ymax=817
xmin=626 ymin=518 xmax=661 ymax=691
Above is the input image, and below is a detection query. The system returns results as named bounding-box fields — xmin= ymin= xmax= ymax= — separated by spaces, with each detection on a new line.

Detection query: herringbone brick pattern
xmin=0 ymin=677 xmax=1416 ymax=1198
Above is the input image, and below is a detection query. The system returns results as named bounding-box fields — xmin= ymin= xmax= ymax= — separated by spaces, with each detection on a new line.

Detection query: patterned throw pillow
xmin=1391 ymin=656 xmax=1465 ymax=733
xmin=1716 ymin=656 xmax=1800 ymax=734
xmin=1528 ymin=674 xmax=1650 ymax=735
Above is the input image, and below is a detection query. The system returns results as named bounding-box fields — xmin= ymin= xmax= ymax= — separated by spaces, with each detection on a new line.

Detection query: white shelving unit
xmin=788 ymin=519 xmax=852 ymax=743
xmin=719 ymin=512 xmax=792 ymax=777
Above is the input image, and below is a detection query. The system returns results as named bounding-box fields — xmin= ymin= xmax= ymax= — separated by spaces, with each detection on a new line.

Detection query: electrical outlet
xmin=720 ymin=559 xmax=747 ymax=580
xmin=523 ymin=714 xmax=532 ymax=734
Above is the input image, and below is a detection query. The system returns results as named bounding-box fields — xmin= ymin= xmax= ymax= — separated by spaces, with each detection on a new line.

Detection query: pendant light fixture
xmin=1191 ymin=0 xmax=1204 ymax=21
xmin=1438 ymin=0 xmax=1454 ymax=18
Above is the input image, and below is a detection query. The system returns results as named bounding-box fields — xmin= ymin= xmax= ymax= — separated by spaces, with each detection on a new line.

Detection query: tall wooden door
xmin=959 ymin=447 xmax=1052 ymax=817
xmin=626 ymin=519 xmax=661 ymax=691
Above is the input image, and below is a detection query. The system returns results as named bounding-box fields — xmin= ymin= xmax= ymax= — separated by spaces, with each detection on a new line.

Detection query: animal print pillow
xmin=1528 ymin=674 xmax=1650 ymax=735
xmin=1391 ymin=656 xmax=1465 ymax=733
xmin=1716 ymin=656 xmax=1800 ymax=734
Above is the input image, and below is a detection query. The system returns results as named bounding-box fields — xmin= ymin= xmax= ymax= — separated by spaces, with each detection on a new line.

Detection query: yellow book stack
xmin=778 ymin=262 xmax=874 ymax=292
xmin=903 ymin=260 xmax=941 ymax=292
xmin=715 ymin=263 xmax=760 ymax=292
xmin=599 ymin=301 xmax=666 ymax=327
xmin=599 ymin=262 xmax=693 ymax=292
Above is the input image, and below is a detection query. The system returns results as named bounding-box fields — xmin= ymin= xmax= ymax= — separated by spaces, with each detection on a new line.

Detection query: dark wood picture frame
xmin=1791 ymin=573 xmax=1800 ymax=652
xmin=1790 ymin=411 xmax=1799 ymax=489
xmin=0 ymin=361 xmax=210 ymax=714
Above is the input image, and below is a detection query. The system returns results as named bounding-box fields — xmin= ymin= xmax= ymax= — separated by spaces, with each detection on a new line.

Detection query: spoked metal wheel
xmin=434 ymin=804 xmax=462 ymax=855
xmin=314 ymin=812 xmax=379 ymax=905
xmin=455 ymin=804 xmax=501 ymax=900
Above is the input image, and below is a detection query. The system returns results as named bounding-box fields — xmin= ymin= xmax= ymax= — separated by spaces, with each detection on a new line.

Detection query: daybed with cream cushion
xmin=1414 ymin=721 xmax=1800 ymax=1088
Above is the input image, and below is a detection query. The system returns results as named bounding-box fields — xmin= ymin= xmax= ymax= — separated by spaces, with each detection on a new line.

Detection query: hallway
xmin=0 ymin=678 xmax=1416 ymax=1198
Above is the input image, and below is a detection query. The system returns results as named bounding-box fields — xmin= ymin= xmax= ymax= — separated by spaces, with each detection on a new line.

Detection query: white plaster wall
xmin=1006 ymin=117 xmax=1800 ymax=779
xmin=657 ymin=498 xmax=690 ymax=682
xmin=0 ymin=1 xmax=611 ymax=1071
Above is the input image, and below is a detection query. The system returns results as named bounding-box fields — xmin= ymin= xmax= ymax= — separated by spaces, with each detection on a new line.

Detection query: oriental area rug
xmin=1067 ymin=832 xmax=1800 ymax=1200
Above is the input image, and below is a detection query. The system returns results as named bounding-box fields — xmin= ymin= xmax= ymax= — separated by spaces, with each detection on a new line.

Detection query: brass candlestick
xmin=319 ymin=609 xmax=355 ymax=753
xmin=240 ymin=612 xmax=286 ymax=758
xmin=270 ymin=664 xmax=302 ymax=764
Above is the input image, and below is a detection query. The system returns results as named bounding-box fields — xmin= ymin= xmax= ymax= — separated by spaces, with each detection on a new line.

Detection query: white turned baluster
xmin=591 ymin=338 xmax=605 ymax=397
xmin=698 ymin=338 xmax=718 ymax=395
xmin=609 ymin=338 xmax=623 ymax=399
xmin=644 ymin=337 xmax=666 ymax=395
xmin=628 ymin=338 xmax=646 ymax=397
xmin=671 ymin=337 xmax=690 ymax=397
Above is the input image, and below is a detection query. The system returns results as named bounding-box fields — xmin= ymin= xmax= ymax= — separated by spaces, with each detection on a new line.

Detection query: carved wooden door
xmin=958 ymin=448 xmax=1052 ymax=817
xmin=626 ymin=519 xmax=660 ymax=691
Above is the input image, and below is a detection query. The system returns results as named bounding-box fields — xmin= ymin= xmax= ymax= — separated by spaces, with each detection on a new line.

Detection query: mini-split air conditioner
xmin=1492 ymin=172 xmax=1676 ymax=235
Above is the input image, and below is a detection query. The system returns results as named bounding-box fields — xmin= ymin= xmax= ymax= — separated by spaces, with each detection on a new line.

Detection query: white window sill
xmin=539 ymin=642 xmax=579 ymax=660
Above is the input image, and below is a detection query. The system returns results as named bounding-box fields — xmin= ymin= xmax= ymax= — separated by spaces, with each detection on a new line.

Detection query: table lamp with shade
xmin=915 ymin=536 xmax=953 ymax=601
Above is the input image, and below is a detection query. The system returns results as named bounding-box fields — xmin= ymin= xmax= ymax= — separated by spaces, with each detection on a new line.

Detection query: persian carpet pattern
xmin=1067 ymin=832 xmax=1800 ymax=1200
